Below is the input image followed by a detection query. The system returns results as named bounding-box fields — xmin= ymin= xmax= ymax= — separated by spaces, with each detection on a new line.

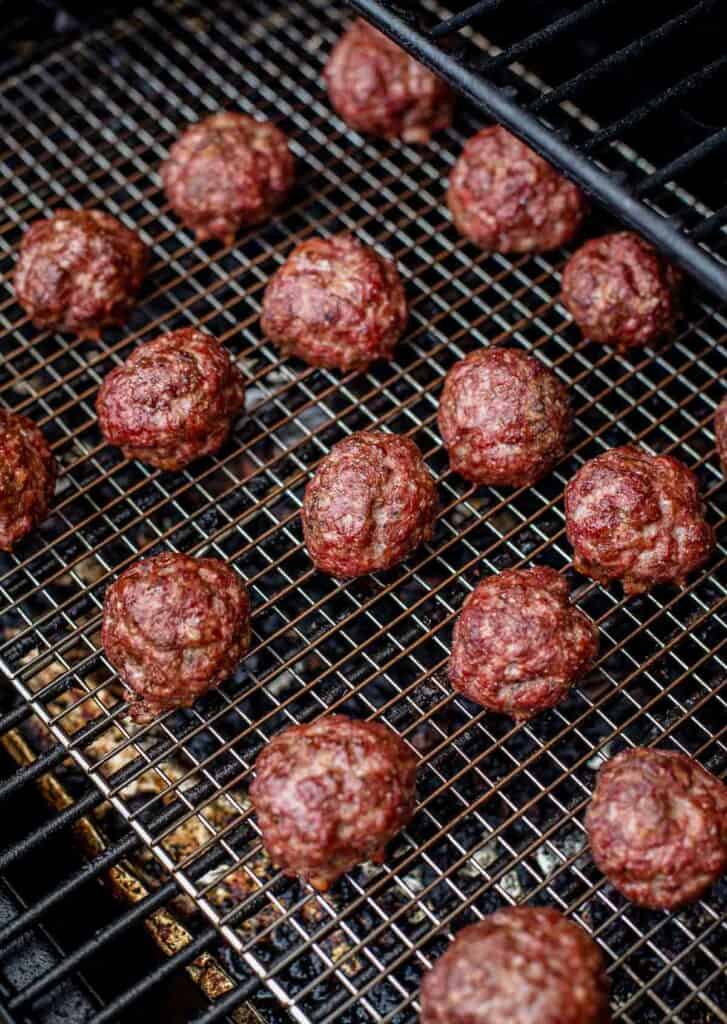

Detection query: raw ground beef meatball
xmin=14 ymin=209 xmax=147 ymax=338
xmin=250 ymin=714 xmax=418 ymax=890
xmin=96 ymin=327 xmax=245 ymax=471
xmin=302 ymin=430 xmax=437 ymax=577
xmin=565 ymin=445 xmax=714 ymax=593
xmin=561 ymin=232 xmax=682 ymax=351
xmin=324 ymin=19 xmax=453 ymax=143
xmin=420 ymin=906 xmax=611 ymax=1024
xmin=0 ymin=411 xmax=57 ymax=552
xmin=102 ymin=552 xmax=251 ymax=722
xmin=587 ymin=747 xmax=727 ymax=909
xmin=161 ymin=112 xmax=294 ymax=243
xmin=447 ymin=126 xmax=587 ymax=252
xmin=438 ymin=347 xmax=571 ymax=487
xmin=449 ymin=567 xmax=598 ymax=719
xmin=715 ymin=395 xmax=727 ymax=471
xmin=261 ymin=233 xmax=408 ymax=371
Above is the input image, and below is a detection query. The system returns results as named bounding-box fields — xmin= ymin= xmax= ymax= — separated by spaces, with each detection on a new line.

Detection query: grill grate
xmin=0 ymin=1 xmax=725 ymax=1022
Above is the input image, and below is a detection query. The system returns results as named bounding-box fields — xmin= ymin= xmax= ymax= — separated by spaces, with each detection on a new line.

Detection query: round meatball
xmin=420 ymin=907 xmax=611 ymax=1024
xmin=261 ymin=233 xmax=407 ymax=371
xmin=565 ymin=445 xmax=714 ymax=593
xmin=561 ymin=232 xmax=682 ymax=351
xmin=715 ymin=395 xmax=727 ymax=472
xmin=250 ymin=714 xmax=418 ymax=890
xmin=14 ymin=209 xmax=147 ymax=338
xmin=324 ymin=19 xmax=453 ymax=143
xmin=587 ymin=747 xmax=727 ymax=909
xmin=449 ymin=567 xmax=598 ymax=719
xmin=96 ymin=328 xmax=245 ymax=471
xmin=0 ymin=411 xmax=57 ymax=552
xmin=438 ymin=347 xmax=571 ymax=487
xmin=447 ymin=126 xmax=587 ymax=253
xmin=102 ymin=552 xmax=251 ymax=722
xmin=302 ymin=431 xmax=437 ymax=577
xmin=161 ymin=112 xmax=294 ymax=243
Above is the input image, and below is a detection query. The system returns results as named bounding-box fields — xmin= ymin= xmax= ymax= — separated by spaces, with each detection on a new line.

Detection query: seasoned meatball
xmin=438 ymin=347 xmax=571 ymax=487
xmin=587 ymin=747 xmax=727 ymax=909
xmin=102 ymin=552 xmax=251 ymax=722
xmin=449 ymin=567 xmax=598 ymax=719
xmin=715 ymin=395 xmax=727 ymax=472
xmin=565 ymin=445 xmax=714 ymax=593
xmin=0 ymin=411 xmax=57 ymax=552
xmin=14 ymin=209 xmax=147 ymax=338
xmin=96 ymin=328 xmax=245 ymax=471
xmin=447 ymin=126 xmax=587 ymax=252
xmin=324 ymin=19 xmax=453 ymax=143
xmin=161 ymin=112 xmax=294 ymax=243
xmin=302 ymin=430 xmax=437 ymax=577
xmin=261 ymin=233 xmax=407 ymax=371
xmin=250 ymin=714 xmax=418 ymax=890
xmin=561 ymin=232 xmax=682 ymax=351
xmin=420 ymin=907 xmax=611 ymax=1024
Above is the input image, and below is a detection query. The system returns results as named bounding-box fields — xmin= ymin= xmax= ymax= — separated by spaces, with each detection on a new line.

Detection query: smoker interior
xmin=0 ymin=1 xmax=725 ymax=1022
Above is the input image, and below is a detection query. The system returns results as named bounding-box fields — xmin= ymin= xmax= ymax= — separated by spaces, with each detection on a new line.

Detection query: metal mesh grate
xmin=0 ymin=1 xmax=725 ymax=1022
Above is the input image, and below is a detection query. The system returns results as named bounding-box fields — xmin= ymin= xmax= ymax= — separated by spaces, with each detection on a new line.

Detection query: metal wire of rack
xmin=0 ymin=1 xmax=725 ymax=1022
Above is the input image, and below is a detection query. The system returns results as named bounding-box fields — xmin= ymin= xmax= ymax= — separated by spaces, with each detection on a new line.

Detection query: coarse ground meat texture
xmin=586 ymin=747 xmax=727 ymax=909
xmin=561 ymin=232 xmax=682 ymax=351
xmin=438 ymin=347 xmax=571 ymax=487
xmin=565 ymin=445 xmax=714 ymax=593
xmin=420 ymin=906 xmax=611 ymax=1024
xmin=14 ymin=209 xmax=147 ymax=338
xmin=96 ymin=328 xmax=245 ymax=471
xmin=102 ymin=553 xmax=251 ymax=722
xmin=250 ymin=714 xmax=418 ymax=890
xmin=260 ymin=233 xmax=408 ymax=371
xmin=302 ymin=431 xmax=437 ymax=577
xmin=324 ymin=19 xmax=453 ymax=143
xmin=161 ymin=112 xmax=294 ymax=244
xmin=447 ymin=126 xmax=587 ymax=253
xmin=449 ymin=567 xmax=598 ymax=720
xmin=715 ymin=395 xmax=727 ymax=472
xmin=0 ymin=411 xmax=57 ymax=552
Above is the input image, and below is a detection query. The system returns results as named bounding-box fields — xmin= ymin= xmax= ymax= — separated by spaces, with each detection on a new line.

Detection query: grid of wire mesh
xmin=0 ymin=0 xmax=725 ymax=1021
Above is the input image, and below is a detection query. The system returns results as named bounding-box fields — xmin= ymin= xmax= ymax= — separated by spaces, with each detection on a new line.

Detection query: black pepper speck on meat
xmin=302 ymin=430 xmax=437 ymax=577
xmin=102 ymin=552 xmax=251 ymax=722
xmin=587 ymin=747 xmax=727 ymax=909
xmin=420 ymin=906 xmax=611 ymax=1024
xmin=324 ymin=19 xmax=453 ymax=143
xmin=0 ymin=410 xmax=57 ymax=551
xmin=438 ymin=347 xmax=571 ymax=487
xmin=449 ymin=567 xmax=598 ymax=719
xmin=447 ymin=126 xmax=587 ymax=253
xmin=96 ymin=328 xmax=245 ymax=470
xmin=565 ymin=445 xmax=714 ymax=593
xmin=14 ymin=209 xmax=147 ymax=338
xmin=250 ymin=714 xmax=418 ymax=890
xmin=715 ymin=395 xmax=727 ymax=472
xmin=261 ymin=233 xmax=408 ymax=371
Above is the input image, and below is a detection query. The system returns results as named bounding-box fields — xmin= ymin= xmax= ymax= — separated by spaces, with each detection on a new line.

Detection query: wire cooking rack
xmin=0 ymin=1 xmax=725 ymax=1022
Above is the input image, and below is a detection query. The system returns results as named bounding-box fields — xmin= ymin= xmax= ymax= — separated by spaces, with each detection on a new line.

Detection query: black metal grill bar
xmin=430 ymin=0 xmax=509 ymax=38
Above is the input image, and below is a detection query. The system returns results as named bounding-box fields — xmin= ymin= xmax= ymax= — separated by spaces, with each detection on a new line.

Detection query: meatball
xmin=0 ymin=411 xmax=57 ymax=552
xmin=438 ymin=347 xmax=571 ymax=487
xmin=102 ymin=552 xmax=251 ymax=722
xmin=302 ymin=430 xmax=437 ymax=577
xmin=565 ymin=445 xmax=714 ymax=593
xmin=447 ymin=126 xmax=587 ymax=253
xmin=324 ymin=19 xmax=453 ymax=143
xmin=561 ymin=232 xmax=682 ymax=351
xmin=420 ymin=906 xmax=611 ymax=1024
xmin=14 ymin=209 xmax=147 ymax=338
xmin=449 ymin=567 xmax=598 ymax=719
xmin=250 ymin=714 xmax=418 ymax=890
xmin=587 ymin=747 xmax=727 ymax=909
xmin=261 ymin=233 xmax=407 ymax=371
xmin=161 ymin=112 xmax=294 ymax=244
xmin=96 ymin=328 xmax=245 ymax=471
xmin=715 ymin=395 xmax=727 ymax=472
